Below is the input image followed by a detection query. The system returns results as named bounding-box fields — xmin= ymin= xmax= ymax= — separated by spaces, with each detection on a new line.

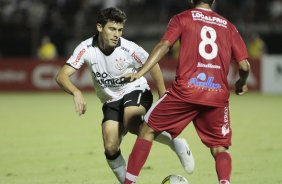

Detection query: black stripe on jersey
xmin=116 ymin=39 xmax=121 ymax=47
xmin=92 ymin=35 xmax=98 ymax=47
xmin=66 ymin=63 xmax=78 ymax=70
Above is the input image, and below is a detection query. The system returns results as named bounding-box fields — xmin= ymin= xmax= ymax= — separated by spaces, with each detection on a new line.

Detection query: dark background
xmin=0 ymin=0 xmax=281 ymax=58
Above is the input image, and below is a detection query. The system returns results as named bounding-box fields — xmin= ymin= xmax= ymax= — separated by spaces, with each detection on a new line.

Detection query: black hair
xmin=97 ymin=7 xmax=127 ymax=27
xmin=191 ymin=0 xmax=214 ymax=7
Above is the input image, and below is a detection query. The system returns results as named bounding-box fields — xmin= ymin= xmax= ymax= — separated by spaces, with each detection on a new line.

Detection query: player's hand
xmin=235 ymin=79 xmax=248 ymax=96
xmin=124 ymin=73 xmax=141 ymax=82
xmin=73 ymin=90 xmax=87 ymax=116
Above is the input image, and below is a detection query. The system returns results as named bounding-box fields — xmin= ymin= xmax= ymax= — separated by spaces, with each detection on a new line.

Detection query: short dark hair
xmin=191 ymin=0 xmax=214 ymax=7
xmin=97 ymin=7 xmax=127 ymax=27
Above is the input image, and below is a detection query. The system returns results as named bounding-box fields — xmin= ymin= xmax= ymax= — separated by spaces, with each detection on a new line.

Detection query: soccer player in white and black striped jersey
xmin=56 ymin=7 xmax=195 ymax=183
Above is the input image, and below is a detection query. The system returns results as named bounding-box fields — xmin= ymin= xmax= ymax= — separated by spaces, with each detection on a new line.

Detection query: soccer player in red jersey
xmin=124 ymin=0 xmax=250 ymax=183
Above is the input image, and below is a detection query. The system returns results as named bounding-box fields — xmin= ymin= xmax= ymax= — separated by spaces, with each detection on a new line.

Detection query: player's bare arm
xmin=235 ymin=59 xmax=250 ymax=96
xmin=149 ymin=63 xmax=166 ymax=98
xmin=127 ymin=40 xmax=170 ymax=82
xmin=56 ymin=65 xmax=87 ymax=115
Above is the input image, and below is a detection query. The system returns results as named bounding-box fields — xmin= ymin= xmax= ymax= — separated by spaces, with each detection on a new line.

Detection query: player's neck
xmin=195 ymin=3 xmax=212 ymax=10
xmin=98 ymin=35 xmax=115 ymax=55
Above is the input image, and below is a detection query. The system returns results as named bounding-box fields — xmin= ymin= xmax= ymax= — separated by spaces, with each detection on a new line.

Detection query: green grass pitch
xmin=0 ymin=92 xmax=282 ymax=184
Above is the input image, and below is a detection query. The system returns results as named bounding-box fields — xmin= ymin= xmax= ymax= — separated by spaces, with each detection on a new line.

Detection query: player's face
xmin=97 ymin=21 xmax=124 ymax=48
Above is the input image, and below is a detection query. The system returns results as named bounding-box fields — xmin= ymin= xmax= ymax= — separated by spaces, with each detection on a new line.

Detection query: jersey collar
xmin=92 ymin=34 xmax=98 ymax=47
xmin=195 ymin=7 xmax=212 ymax=11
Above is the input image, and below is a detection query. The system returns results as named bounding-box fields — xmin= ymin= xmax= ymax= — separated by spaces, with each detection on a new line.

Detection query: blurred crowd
xmin=0 ymin=0 xmax=281 ymax=58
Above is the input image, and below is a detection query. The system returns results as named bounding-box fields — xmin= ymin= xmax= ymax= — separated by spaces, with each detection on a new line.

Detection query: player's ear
xmin=97 ymin=23 xmax=103 ymax=32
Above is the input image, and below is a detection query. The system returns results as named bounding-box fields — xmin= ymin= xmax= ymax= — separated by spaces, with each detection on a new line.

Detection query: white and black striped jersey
xmin=66 ymin=35 xmax=150 ymax=103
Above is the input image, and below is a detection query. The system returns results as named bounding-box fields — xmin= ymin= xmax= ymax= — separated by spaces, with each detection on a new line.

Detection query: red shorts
xmin=144 ymin=93 xmax=232 ymax=148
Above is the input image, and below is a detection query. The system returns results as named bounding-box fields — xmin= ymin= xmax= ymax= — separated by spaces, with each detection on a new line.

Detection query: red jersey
xmin=162 ymin=8 xmax=248 ymax=107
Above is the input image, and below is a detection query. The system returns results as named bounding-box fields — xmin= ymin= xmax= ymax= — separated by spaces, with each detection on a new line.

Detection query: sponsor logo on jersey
xmin=197 ymin=62 xmax=221 ymax=69
xmin=188 ymin=73 xmax=221 ymax=89
xmin=71 ymin=48 xmax=86 ymax=66
xmin=121 ymin=46 xmax=129 ymax=52
xmin=191 ymin=11 xmax=227 ymax=28
xmin=131 ymin=52 xmax=142 ymax=64
xmin=94 ymin=72 xmax=127 ymax=88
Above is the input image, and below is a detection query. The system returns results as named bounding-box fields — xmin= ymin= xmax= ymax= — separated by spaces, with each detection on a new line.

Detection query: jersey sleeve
xmin=230 ymin=24 xmax=249 ymax=62
xmin=162 ymin=15 xmax=182 ymax=46
xmin=66 ymin=42 xmax=87 ymax=69
xmin=130 ymin=44 xmax=149 ymax=68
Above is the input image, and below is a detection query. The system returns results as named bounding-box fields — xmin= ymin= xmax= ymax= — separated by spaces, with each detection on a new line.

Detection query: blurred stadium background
xmin=0 ymin=0 xmax=282 ymax=93
xmin=0 ymin=0 xmax=282 ymax=184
